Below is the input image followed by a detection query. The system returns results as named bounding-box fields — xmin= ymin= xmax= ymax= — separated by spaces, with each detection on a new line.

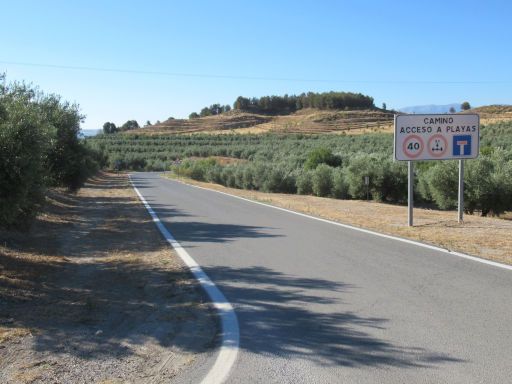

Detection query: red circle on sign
xmin=427 ymin=134 xmax=448 ymax=158
xmin=402 ymin=135 xmax=424 ymax=159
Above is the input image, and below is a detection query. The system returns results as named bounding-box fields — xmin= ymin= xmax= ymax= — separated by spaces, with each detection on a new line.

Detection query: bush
xmin=345 ymin=154 xmax=378 ymax=199
xmin=332 ymin=168 xmax=349 ymax=199
xmin=0 ymin=81 xmax=100 ymax=228
xmin=465 ymin=151 xmax=512 ymax=216
xmin=241 ymin=165 xmax=255 ymax=190
xmin=418 ymin=161 xmax=458 ymax=209
xmin=205 ymin=164 xmax=224 ymax=184
xmin=312 ymin=164 xmax=333 ymax=197
xmin=372 ymin=160 xmax=407 ymax=203
xmin=0 ymin=94 xmax=46 ymax=228
xmin=40 ymin=95 xmax=95 ymax=191
xmin=296 ymin=170 xmax=314 ymax=195
xmin=304 ymin=147 xmax=341 ymax=170
xmin=221 ymin=166 xmax=237 ymax=188
xmin=262 ymin=166 xmax=296 ymax=193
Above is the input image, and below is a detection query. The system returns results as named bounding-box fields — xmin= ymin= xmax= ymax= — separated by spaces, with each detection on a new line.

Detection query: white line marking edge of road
xmin=168 ymin=176 xmax=512 ymax=272
xmin=129 ymin=176 xmax=239 ymax=384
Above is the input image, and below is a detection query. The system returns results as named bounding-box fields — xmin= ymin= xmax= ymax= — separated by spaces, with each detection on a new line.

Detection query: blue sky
xmin=1 ymin=0 xmax=511 ymax=129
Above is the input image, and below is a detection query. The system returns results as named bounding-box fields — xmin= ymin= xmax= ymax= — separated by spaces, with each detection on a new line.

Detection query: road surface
xmin=131 ymin=173 xmax=512 ymax=384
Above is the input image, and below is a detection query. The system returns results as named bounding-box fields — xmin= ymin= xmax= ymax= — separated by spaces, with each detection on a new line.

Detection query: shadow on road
xmin=202 ymin=265 xmax=464 ymax=369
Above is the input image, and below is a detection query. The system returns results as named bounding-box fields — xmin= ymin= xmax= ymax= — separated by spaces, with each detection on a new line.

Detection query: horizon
xmin=2 ymin=0 xmax=511 ymax=129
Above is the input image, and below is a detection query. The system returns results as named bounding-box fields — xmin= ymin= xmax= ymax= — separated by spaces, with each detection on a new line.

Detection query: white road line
xmin=129 ymin=176 xmax=239 ymax=384
xmin=170 ymin=177 xmax=512 ymax=272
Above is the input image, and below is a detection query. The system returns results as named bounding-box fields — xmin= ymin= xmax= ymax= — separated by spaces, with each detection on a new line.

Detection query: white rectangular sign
xmin=394 ymin=114 xmax=479 ymax=161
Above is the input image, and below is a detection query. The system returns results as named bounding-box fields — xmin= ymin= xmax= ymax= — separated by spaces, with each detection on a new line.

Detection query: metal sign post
xmin=364 ymin=176 xmax=370 ymax=201
xmin=408 ymin=161 xmax=414 ymax=226
xmin=458 ymin=159 xmax=464 ymax=223
xmin=394 ymin=114 xmax=479 ymax=226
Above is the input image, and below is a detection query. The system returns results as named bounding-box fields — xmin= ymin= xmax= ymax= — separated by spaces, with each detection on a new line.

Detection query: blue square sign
xmin=453 ymin=135 xmax=472 ymax=156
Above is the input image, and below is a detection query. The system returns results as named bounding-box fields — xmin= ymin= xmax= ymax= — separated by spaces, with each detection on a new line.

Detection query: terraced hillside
xmin=131 ymin=108 xmax=395 ymax=136
xmin=258 ymin=109 xmax=394 ymax=134
xmin=466 ymin=105 xmax=512 ymax=124
xmin=132 ymin=112 xmax=272 ymax=135
xmin=127 ymin=105 xmax=512 ymax=136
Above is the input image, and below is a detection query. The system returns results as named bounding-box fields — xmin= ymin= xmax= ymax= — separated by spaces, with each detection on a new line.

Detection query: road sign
xmin=394 ymin=114 xmax=479 ymax=161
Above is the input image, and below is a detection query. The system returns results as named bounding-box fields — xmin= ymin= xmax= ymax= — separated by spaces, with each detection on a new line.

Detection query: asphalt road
xmin=132 ymin=173 xmax=512 ymax=384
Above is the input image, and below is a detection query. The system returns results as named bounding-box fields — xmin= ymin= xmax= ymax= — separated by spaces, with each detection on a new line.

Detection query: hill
xmin=122 ymin=104 xmax=512 ymax=137
xmin=465 ymin=105 xmax=512 ymax=124
xmin=128 ymin=108 xmax=395 ymax=136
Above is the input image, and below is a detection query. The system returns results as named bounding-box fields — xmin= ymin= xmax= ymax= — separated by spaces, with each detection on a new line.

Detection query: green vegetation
xmin=200 ymin=104 xmax=231 ymax=117
xmin=0 ymin=79 xmax=101 ymax=229
xmin=89 ymin=121 xmax=512 ymax=216
xmin=102 ymin=119 xmax=140 ymax=134
xmin=461 ymin=101 xmax=471 ymax=111
xmin=233 ymin=91 xmax=375 ymax=115
xmin=188 ymin=91 xmax=375 ymax=118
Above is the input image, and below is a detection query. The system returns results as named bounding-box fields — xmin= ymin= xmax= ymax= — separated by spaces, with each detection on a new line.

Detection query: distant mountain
xmin=81 ymin=129 xmax=101 ymax=137
xmin=399 ymin=103 xmax=461 ymax=114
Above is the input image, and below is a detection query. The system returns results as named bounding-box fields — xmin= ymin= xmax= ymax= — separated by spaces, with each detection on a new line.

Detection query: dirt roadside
xmin=0 ymin=172 xmax=218 ymax=384
xmin=166 ymin=175 xmax=512 ymax=265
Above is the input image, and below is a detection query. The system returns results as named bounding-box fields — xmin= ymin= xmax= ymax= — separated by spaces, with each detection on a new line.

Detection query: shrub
xmin=262 ymin=166 xmax=295 ymax=193
xmin=205 ymin=164 xmax=224 ymax=184
xmin=332 ymin=168 xmax=349 ymax=199
xmin=40 ymin=95 xmax=95 ymax=191
xmin=296 ymin=170 xmax=314 ymax=195
xmin=0 ymin=94 xmax=46 ymax=228
xmin=221 ymin=167 xmax=237 ymax=188
xmin=241 ymin=165 xmax=255 ymax=190
xmin=372 ymin=160 xmax=407 ymax=203
xmin=345 ymin=154 xmax=378 ymax=199
xmin=465 ymin=151 xmax=512 ymax=216
xmin=312 ymin=164 xmax=333 ymax=197
xmin=419 ymin=161 xmax=458 ymax=209
xmin=304 ymin=147 xmax=342 ymax=170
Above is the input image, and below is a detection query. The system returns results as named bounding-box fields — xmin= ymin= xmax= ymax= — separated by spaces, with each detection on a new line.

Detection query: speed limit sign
xmin=402 ymin=135 xmax=424 ymax=159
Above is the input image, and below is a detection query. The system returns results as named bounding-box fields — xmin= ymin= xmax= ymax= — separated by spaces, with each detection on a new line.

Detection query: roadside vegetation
xmin=89 ymin=121 xmax=512 ymax=217
xmin=0 ymin=77 xmax=102 ymax=229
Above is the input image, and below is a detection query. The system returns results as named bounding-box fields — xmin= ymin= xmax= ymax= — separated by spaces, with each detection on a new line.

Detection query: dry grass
xmin=168 ymin=175 xmax=512 ymax=265
xmin=129 ymin=105 xmax=512 ymax=137
xmin=133 ymin=108 xmax=395 ymax=136
xmin=0 ymin=172 xmax=217 ymax=383
xmin=0 ymin=327 xmax=31 ymax=343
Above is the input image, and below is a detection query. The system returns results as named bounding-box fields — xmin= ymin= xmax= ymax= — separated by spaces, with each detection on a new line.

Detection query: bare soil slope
xmin=0 ymin=173 xmax=217 ymax=383
xmin=132 ymin=106 xmax=512 ymax=136
xmin=133 ymin=109 xmax=395 ymax=135
xmin=466 ymin=105 xmax=512 ymax=124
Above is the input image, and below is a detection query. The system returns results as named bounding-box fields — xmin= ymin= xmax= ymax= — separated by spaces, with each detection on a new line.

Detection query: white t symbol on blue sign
xmin=453 ymin=135 xmax=472 ymax=156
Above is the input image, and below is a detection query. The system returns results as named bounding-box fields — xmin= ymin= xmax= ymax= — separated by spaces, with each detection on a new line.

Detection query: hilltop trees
xmin=188 ymin=104 xmax=232 ymax=118
xmin=193 ymin=91 xmax=375 ymax=118
xmin=232 ymin=91 xmax=375 ymax=115
xmin=103 ymin=120 xmax=140 ymax=133
xmin=103 ymin=122 xmax=117 ymax=134
xmin=461 ymin=101 xmax=471 ymax=110
xmin=120 ymin=120 xmax=139 ymax=131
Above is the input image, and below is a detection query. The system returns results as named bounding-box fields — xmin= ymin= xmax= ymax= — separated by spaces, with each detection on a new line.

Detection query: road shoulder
xmin=0 ymin=172 xmax=218 ymax=383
